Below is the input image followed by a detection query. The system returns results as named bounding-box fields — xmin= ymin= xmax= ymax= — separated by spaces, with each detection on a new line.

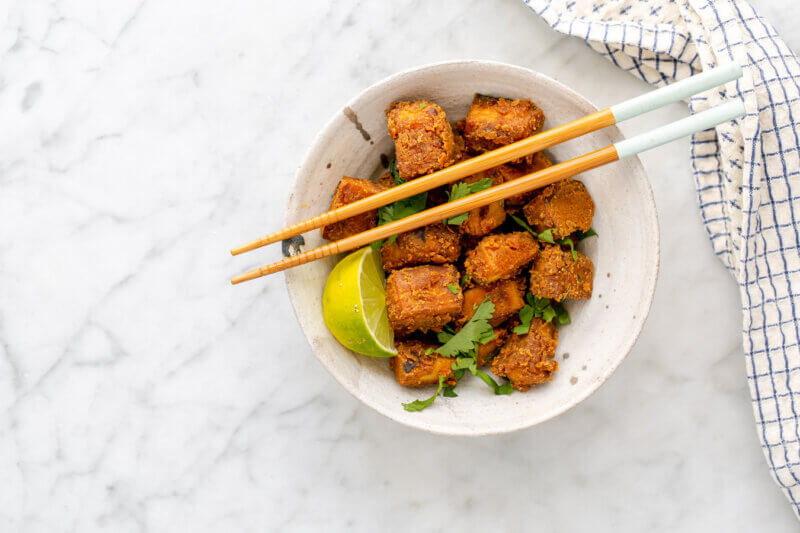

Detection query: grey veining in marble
xmin=1 ymin=0 xmax=799 ymax=531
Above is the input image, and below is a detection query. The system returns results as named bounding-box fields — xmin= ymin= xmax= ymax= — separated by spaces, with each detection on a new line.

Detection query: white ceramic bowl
xmin=285 ymin=60 xmax=659 ymax=436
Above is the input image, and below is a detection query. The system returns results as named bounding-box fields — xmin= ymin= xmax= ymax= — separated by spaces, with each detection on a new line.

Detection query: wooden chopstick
xmin=230 ymin=63 xmax=742 ymax=256
xmin=230 ymin=100 xmax=745 ymax=284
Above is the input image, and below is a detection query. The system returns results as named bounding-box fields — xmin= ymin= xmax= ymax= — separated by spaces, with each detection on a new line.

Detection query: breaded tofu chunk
xmin=375 ymin=171 xmax=397 ymax=190
xmin=463 ymin=232 xmax=539 ymax=285
xmin=386 ymin=100 xmax=459 ymax=180
xmin=523 ymin=178 xmax=594 ymax=240
xmin=462 ymin=94 xmax=545 ymax=154
xmin=529 ymin=244 xmax=594 ymax=301
xmin=459 ymin=278 xmax=526 ymax=326
xmin=476 ymin=326 xmax=508 ymax=367
xmin=505 ymin=152 xmax=553 ymax=208
xmin=491 ymin=318 xmax=558 ymax=391
xmin=380 ymin=224 xmax=461 ymax=270
xmin=386 ymin=264 xmax=463 ymax=334
xmin=390 ymin=340 xmax=457 ymax=387
xmin=459 ymin=168 xmax=507 ymax=236
xmin=321 ymin=176 xmax=383 ymax=241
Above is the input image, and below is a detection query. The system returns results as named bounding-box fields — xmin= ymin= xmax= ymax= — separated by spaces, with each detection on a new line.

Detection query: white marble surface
xmin=2 ymin=0 xmax=800 ymax=531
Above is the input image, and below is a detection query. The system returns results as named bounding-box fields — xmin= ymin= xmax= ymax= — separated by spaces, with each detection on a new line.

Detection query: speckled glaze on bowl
xmin=284 ymin=60 xmax=659 ymax=436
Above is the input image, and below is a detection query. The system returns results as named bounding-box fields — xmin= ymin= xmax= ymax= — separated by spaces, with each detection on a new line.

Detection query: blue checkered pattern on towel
xmin=523 ymin=0 xmax=800 ymax=517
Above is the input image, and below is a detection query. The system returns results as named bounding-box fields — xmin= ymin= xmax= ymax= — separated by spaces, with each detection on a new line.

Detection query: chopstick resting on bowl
xmin=231 ymin=99 xmax=746 ymax=284
xmin=231 ymin=63 xmax=742 ymax=256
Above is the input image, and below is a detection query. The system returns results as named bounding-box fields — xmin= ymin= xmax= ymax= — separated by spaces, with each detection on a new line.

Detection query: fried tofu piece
xmin=462 ymin=94 xmax=545 ymax=154
xmin=321 ymin=176 xmax=383 ymax=241
xmin=463 ymin=232 xmax=539 ymax=285
xmin=476 ymin=326 xmax=508 ymax=367
xmin=386 ymin=100 xmax=459 ymax=180
xmin=386 ymin=264 xmax=463 ymax=334
xmin=390 ymin=340 xmax=457 ymax=387
xmin=505 ymin=153 xmax=553 ymax=207
xmin=529 ymin=244 xmax=593 ymax=301
xmin=458 ymin=168 xmax=507 ymax=236
xmin=491 ymin=318 xmax=558 ymax=391
xmin=459 ymin=278 xmax=526 ymax=326
xmin=380 ymin=224 xmax=461 ymax=270
xmin=523 ymin=178 xmax=594 ymax=240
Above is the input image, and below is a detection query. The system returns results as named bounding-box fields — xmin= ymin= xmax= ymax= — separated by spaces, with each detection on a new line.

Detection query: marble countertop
xmin=3 ymin=0 xmax=800 ymax=531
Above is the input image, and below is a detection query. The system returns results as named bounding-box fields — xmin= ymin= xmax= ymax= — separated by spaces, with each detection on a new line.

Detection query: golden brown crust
xmin=385 ymin=264 xmax=463 ymax=334
xmin=459 ymin=278 xmax=526 ymax=327
xmin=375 ymin=172 xmax=396 ymax=190
xmin=529 ymin=244 xmax=594 ymax=301
xmin=462 ymin=94 xmax=545 ymax=154
xmin=386 ymin=100 xmax=459 ymax=180
xmin=523 ymin=178 xmax=594 ymax=240
xmin=491 ymin=318 xmax=558 ymax=391
xmin=380 ymin=224 xmax=461 ymax=270
xmin=463 ymin=232 xmax=539 ymax=285
xmin=390 ymin=340 xmax=457 ymax=387
xmin=321 ymin=176 xmax=383 ymax=241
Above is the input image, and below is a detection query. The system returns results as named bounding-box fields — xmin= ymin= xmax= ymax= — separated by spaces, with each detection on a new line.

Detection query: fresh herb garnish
xmin=419 ymin=102 xmax=427 ymax=109
xmin=424 ymin=347 xmax=435 ymax=355
xmin=514 ymin=293 xmax=570 ymax=333
xmin=402 ymin=375 xmax=447 ymax=412
xmin=537 ymin=228 xmax=556 ymax=244
xmin=447 ymin=283 xmax=459 ymax=294
xmin=442 ymin=385 xmax=458 ymax=397
xmin=461 ymin=274 xmax=471 ymax=286
xmin=389 ymin=157 xmax=403 ymax=186
xmin=575 ymin=228 xmax=598 ymax=240
xmin=436 ymin=300 xmax=496 ymax=357
xmin=560 ymin=237 xmax=577 ymax=260
xmin=443 ymin=178 xmax=493 ymax=225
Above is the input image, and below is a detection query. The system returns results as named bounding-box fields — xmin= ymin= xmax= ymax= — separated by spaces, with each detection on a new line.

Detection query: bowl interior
xmin=285 ymin=61 xmax=658 ymax=436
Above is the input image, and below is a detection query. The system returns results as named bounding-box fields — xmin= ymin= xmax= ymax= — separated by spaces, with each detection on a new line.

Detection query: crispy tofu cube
xmin=321 ymin=176 xmax=383 ymax=241
xmin=386 ymin=100 xmax=459 ymax=180
xmin=386 ymin=264 xmax=463 ymax=334
xmin=476 ymin=326 xmax=508 ymax=367
xmin=458 ymin=168 xmax=507 ymax=236
xmin=390 ymin=340 xmax=457 ymax=387
xmin=380 ymin=224 xmax=461 ymax=270
xmin=523 ymin=178 xmax=594 ymax=240
xmin=462 ymin=94 xmax=545 ymax=154
xmin=459 ymin=278 xmax=526 ymax=326
xmin=505 ymin=153 xmax=553 ymax=208
xmin=463 ymin=232 xmax=539 ymax=285
xmin=529 ymin=244 xmax=593 ymax=301
xmin=375 ymin=172 xmax=396 ymax=190
xmin=491 ymin=318 xmax=558 ymax=391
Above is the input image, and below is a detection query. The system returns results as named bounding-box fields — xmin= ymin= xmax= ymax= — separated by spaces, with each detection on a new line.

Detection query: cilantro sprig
xmin=402 ymin=375 xmax=447 ymax=412
xmin=513 ymin=293 xmax=570 ymax=335
xmin=509 ymin=215 xmax=598 ymax=261
xmin=436 ymin=300 xmax=496 ymax=357
xmin=377 ymin=158 xmax=427 ymax=245
xmin=444 ymin=178 xmax=493 ymax=225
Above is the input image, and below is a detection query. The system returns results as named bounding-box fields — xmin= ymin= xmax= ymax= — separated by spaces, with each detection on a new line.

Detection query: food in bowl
xmin=320 ymin=94 xmax=598 ymax=411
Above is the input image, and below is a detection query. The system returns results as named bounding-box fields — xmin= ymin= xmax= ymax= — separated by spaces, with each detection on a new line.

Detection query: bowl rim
xmin=284 ymin=59 xmax=660 ymax=436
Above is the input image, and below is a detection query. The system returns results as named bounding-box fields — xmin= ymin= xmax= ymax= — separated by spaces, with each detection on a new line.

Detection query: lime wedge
xmin=323 ymin=246 xmax=396 ymax=357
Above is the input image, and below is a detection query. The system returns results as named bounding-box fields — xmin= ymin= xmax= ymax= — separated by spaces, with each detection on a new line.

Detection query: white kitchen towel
xmin=523 ymin=0 xmax=800 ymax=517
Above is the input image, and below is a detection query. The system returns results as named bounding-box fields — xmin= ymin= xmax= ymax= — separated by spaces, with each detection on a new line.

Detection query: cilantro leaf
xmin=442 ymin=386 xmax=458 ymax=397
xmin=447 ymin=283 xmax=459 ymax=294
xmin=541 ymin=306 xmax=557 ymax=323
xmin=537 ymin=228 xmax=556 ymax=244
xmin=424 ymin=347 xmax=435 ymax=355
xmin=402 ymin=375 xmax=447 ymax=412
xmin=553 ymin=302 xmax=571 ymax=325
xmin=472 ymin=368 xmax=514 ymax=395
xmin=389 ymin=157 xmax=403 ymax=185
xmin=574 ymin=228 xmax=598 ymax=241
xmin=419 ymin=102 xmax=427 ymax=109
xmin=444 ymin=178 xmax=493 ymax=225
xmin=513 ymin=304 xmax=534 ymax=334
xmin=436 ymin=299 xmax=495 ymax=357
xmin=461 ymin=274 xmax=471 ymax=287
xmin=510 ymin=214 xmax=538 ymax=236
xmin=437 ymin=330 xmax=454 ymax=344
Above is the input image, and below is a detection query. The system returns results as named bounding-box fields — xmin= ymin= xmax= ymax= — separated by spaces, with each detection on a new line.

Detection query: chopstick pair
xmin=231 ymin=64 xmax=745 ymax=284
